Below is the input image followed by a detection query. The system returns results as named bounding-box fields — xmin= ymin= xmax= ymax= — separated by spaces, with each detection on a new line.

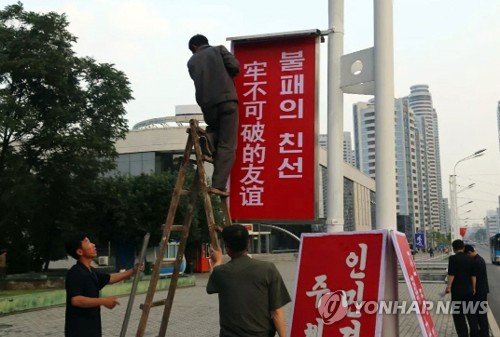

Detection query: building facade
xmin=353 ymin=85 xmax=445 ymax=242
xmin=115 ymin=106 xmax=376 ymax=233
xmin=408 ymin=85 xmax=444 ymax=233
xmin=318 ymin=132 xmax=356 ymax=167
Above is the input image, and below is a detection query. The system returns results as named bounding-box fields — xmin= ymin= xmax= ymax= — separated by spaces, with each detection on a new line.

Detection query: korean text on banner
xmin=230 ymin=35 xmax=318 ymax=222
xmin=290 ymin=231 xmax=387 ymax=337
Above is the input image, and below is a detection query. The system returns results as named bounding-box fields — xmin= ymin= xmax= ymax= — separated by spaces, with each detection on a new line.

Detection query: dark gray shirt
xmin=188 ymin=44 xmax=239 ymax=111
xmin=207 ymin=256 xmax=291 ymax=337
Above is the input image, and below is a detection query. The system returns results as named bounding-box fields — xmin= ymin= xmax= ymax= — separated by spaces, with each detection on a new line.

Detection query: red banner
xmin=392 ymin=231 xmax=437 ymax=337
xmin=229 ymin=34 xmax=319 ymax=222
xmin=290 ymin=231 xmax=387 ymax=336
xmin=459 ymin=227 xmax=467 ymax=238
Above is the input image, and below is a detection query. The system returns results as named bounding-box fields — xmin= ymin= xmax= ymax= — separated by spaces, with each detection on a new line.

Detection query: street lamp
xmin=450 ymin=149 xmax=486 ymax=241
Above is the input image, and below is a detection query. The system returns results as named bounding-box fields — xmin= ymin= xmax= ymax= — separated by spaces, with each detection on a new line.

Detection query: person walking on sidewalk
xmin=207 ymin=225 xmax=291 ymax=337
xmin=465 ymin=244 xmax=490 ymax=337
xmin=65 ymin=233 xmax=140 ymax=337
xmin=187 ymin=34 xmax=240 ymax=195
xmin=446 ymin=239 xmax=478 ymax=337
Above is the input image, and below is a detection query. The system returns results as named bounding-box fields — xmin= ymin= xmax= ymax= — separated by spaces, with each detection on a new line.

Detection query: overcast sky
xmin=14 ymin=0 xmax=500 ymax=229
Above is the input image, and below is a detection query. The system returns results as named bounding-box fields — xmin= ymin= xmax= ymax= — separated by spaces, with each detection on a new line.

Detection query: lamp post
xmin=450 ymin=149 xmax=486 ymax=241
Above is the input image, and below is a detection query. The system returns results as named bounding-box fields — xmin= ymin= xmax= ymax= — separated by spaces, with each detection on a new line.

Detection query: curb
xmin=488 ymin=305 xmax=500 ymax=337
xmin=0 ymin=275 xmax=196 ymax=316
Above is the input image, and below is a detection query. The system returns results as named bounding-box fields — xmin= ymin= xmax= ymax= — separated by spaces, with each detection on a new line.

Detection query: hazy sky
xmin=13 ymin=0 xmax=500 ymax=228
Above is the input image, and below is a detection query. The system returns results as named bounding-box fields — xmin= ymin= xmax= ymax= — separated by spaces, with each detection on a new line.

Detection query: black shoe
xmin=199 ymin=136 xmax=213 ymax=157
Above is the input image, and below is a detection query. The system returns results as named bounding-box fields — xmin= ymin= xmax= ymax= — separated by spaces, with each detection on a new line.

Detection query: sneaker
xmin=199 ymin=136 xmax=213 ymax=157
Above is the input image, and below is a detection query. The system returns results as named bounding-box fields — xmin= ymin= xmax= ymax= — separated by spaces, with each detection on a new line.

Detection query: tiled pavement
xmin=0 ymin=252 xmax=496 ymax=336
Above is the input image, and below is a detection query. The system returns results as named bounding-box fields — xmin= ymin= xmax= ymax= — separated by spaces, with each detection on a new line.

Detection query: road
xmin=475 ymin=244 xmax=500 ymax=328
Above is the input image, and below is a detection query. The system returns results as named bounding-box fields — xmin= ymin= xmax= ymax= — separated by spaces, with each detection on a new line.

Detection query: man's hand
xmin=133 ymin=262 xmax=145 ymax=274
xmin=210 ymin=247 xmax=223 ymax=268
xmin=102 ymin=296 xmax=120 ymax=309
xmin=445 ymin=286 xmax=451 ymax=294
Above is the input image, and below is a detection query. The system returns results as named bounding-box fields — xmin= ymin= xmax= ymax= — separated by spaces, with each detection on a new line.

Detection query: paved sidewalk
xmin=0 ymin=254 xmax=495 ymax=336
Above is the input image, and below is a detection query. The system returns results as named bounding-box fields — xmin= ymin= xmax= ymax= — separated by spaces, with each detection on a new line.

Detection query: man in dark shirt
xmin=65 ymin=233 xmax=139 ymax=337
xmin=465 ymin=244 xmax=490 ymax=337
xmin=187 ymin=34 xmax=240 ymax=195
xmin=446 ymin=239 xmax=478 ymax=337
xmin=207 ymin=225 xmax=291 ymax=337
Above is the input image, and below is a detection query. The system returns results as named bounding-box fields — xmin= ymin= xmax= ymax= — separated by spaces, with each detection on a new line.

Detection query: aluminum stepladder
xmin=136 ymin=119 xmax=232 ymax=337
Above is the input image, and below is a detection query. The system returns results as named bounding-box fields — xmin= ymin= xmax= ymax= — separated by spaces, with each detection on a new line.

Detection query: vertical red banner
xmin=229 ymin=34 xmax=319 ymax=222
xmin=290 ymin=231 xmax=387 ymax=336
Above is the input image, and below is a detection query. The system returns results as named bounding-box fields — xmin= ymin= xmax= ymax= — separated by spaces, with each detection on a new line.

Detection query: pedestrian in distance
xmin=207 ymin=224 xmax=291 ymax=337
xmin=64 ymin=233 xmax=140 ymax=337
xmin=429 ymin=247 xmax=434 ymax=258
xmin=446 ymin=239 xmax=479 ymax=337
xmin=187 ymin=34 xmax=240 ymax=196
xmin=464 ymin=244 xmax=490 ymax=337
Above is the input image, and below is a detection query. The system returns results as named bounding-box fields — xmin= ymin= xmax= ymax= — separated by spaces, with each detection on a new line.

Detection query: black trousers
xmin=474 ymin=297 xmax=489 ymax=337
xmin=451 ymin=300 xmax=479 ymax=337
xmin=203 ymin=101 xmax=238 ymax=189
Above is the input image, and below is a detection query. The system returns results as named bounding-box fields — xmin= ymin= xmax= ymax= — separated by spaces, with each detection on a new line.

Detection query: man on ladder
xmin=187 ymin=34 xmax=240 ymax=196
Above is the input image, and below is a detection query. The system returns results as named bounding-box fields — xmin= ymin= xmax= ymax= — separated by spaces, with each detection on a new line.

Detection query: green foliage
xmin=473 ymin=228 xmax=487 ymax=243
xmin=75 ymin=171 xmax=221 ymax=261
xmin=0 ymin=3 xmax=133 ymax=272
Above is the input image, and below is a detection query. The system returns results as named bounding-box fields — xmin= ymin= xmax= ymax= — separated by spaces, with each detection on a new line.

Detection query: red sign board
xmin=391 ymin=231 xmax=437 ymax=337
xmin=459 ymin=227 xmax=467 ymax=238
xmin=229 ymin=34 xmax=319 ymax=222
xmin=290 ymin=231 xmax=387 ymax=337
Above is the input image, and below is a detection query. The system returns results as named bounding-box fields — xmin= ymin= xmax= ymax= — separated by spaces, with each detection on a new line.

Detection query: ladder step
xmin=160 ymin=224 xmax=185 ymax=232
xmin=160 ymin=260 xmax=175 ymax=268
xmin=140 ymin=298 xmax=167 ymax=310
xmin=189 ymin=155 xmax=214 ymax=164
xmin=209 ymin=187 xmax=230 ymax=197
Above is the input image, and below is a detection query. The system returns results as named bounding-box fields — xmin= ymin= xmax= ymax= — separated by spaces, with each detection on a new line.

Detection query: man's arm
xmin=71 ymin=295 xmax=119 ymax=309
xmin=446 ymin=275 xmax=454 ymax=293
xmin=271 ymin=306 xmax=287 ymax=337
xmin=219 ymin=46 xmax=240 ymax=77
xmin=109 ymin=264 xmax=139 ymax=284
xmin=472 ymin=275 xmax=476 ymax=295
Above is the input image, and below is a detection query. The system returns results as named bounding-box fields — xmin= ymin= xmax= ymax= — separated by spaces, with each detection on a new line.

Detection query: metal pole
xmin=374 ymin=0 xmax=398 ymax=336
xmin=120 ymin=233 xmax=150 ymax=337
xmin=374 ymin=0 xmax=396 ymax=230
xmin=449 ymin=175 xmax=457 ymax=242
xmin=326 ymin=0 xmax=344 ymax=233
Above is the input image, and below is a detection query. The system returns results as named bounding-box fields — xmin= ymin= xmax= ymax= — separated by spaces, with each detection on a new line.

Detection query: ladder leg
xmin=189 ymin=120 xmax=222 ymax=251
xmin=136 ymin=135 xmax=194 ymax=337
xmin=158 ymin=173 xmax=200 ymax=337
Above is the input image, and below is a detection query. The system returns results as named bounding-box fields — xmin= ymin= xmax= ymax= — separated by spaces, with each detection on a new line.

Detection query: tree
xmin=75 ymin=171 xmax=221 ymax=269
xmin=0 ymin=3 xmax=133 ymax=271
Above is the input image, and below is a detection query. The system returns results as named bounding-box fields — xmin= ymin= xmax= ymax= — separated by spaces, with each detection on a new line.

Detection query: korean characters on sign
xmin=290 ymin=231 xmax=387 ymax=337
xmin=230 ymin=35 xmax=318 ymax=222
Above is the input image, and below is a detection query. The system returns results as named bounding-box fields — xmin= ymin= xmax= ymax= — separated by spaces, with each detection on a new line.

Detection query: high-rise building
xmin=485 ymin=209 xmax=500 ymax=237
xmin=318 ymin=133 xmax=356 ymax=167
xmin=497 ymin=101 xmax=500 ymax=151
xmin=353 ymin=85 xmax=444 ymax=238
xmin=353 ymin=98 xmax=424 ymax=236
xmin=408 ymin=85 xmax=444 ymax=233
